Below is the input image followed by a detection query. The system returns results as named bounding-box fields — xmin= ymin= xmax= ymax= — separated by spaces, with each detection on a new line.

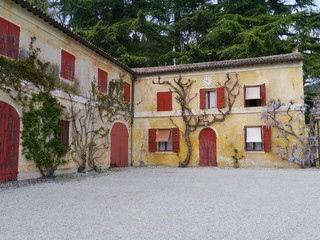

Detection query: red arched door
xmin=110 ymin=123 xmax=128 ymax=167
xmin=0 ymin=101 xmax=20 ymax=182
xmin=199 ymin=128 xmax=217 ymax=167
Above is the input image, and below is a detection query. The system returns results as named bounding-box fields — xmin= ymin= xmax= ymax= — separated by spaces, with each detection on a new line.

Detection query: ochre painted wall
xmin=133 ymin=63 xmax=304 ymax=168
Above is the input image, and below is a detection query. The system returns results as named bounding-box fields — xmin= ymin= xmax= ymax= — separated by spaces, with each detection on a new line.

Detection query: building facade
xmin=0 ymin=0 xmax=304 ymax=181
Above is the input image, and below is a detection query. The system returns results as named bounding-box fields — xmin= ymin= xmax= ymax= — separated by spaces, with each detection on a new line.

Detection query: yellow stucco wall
xmin=0 ymin=1 xmax=306 ymax=182
xmin=0 ymin=1 xmax=133 ymax=179
xmin=133 ymin=63 xmax=304 ymax=168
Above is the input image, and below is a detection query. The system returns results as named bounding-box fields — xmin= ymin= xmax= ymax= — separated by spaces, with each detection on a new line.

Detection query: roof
xmin=10 ymin=0 xmax=134 ymax=74
xmin=132 ymin=53 xmax=303 ymax=76
xmin=9 ymin=0 xmax=303 ymax=78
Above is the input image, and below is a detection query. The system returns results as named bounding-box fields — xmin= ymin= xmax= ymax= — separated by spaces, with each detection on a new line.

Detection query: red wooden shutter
xmin=69 ymin=53 xmax=75 ymax=81
xmin=261 ymin=83 xmax=266 ymax=106
xmin=61 ymin=50 xmax=68 ymax=79
xmin=216 ymin=87 xmax=225 ymax=109
xmin=98 ymin=69 xmax=108 ymax=92
xmin=61 ymin=50 xmax=75 ymax=81
xmin=157 ymin=92 xmax=172 ymax=111
xmin=172 ymin=128 xmax=180 ymax=153
xmin=0 ymin=18 xmax=9 ymax=57
xmin=124 ymin=82 xmax=131 ymax=102
xmin=8 ymin=22 xmax=20 ymax=60
xmin=263 ymin=125 xmax=271 ymax=152
xmin=165 ymin=92 xmax=172 ymax=111
xmin=200 ymin=89 xmax=206 ymax=109
xmin=148 ymin=129 xmax=157 ymax=152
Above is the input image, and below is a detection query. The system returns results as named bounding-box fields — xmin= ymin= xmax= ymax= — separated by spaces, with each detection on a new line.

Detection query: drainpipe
xmin=130 ymin=75 xmax=137 ymax=166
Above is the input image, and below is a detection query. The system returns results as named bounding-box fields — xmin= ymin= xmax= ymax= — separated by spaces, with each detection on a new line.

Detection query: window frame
xmin=245 ymin=126 xmax=263 ymax=152
xmin=158 ymin=129 xmax=173 ymax=152
xmin=244 ymin=84 xmax=266 ymax=107
xmin=205 ymin=89 xmax=217 ymax=109
xmin=148 ymin=128 xmax=179 ymax=153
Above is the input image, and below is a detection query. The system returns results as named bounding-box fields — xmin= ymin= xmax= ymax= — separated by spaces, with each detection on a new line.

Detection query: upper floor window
xmin=157 ymin=91 xmax=172 ymax=111
xmin=60 ymin=50 xmax=75 ymax=81
xmin=200 ymin=87 xmax=224 ymax=109
xmin=0 ymin=18 xmax=20 ymax=60
xmin=148 ymin=128 xmax=180 ymax=153
xmin=124 ymin=82 xmax=131 ymax=103
xmin=245 ymin=126 xmax=271 ymax=152
xmin=98 ymin=68 xmax=108 ymax=93
xmin=244 ymin=84 xmax=266 ymax=107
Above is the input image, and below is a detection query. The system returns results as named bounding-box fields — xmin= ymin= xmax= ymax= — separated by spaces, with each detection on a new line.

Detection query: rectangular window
xmin=200 ymin=88 xmax=224 ymax=109
xmin=205 ymin=90 xmax=216 ymax=109
xmin=157 ymin=92 xmax=172 ymax=111
xmin=0 ymin=18 xmax=20 ymax=60
xmin=124 ymin=82 xmax=131 ymax=103
xmin=245 ymin=126 xmax=272 ymax=152
xmin=244 ymin=84 xmax=266 ymax=107
xmin=245 ymin=127 xmax=263 ymax=151
xmin=156 ymin=129 xmax=172 ymax=152
xmin=61 ymin=50 xmax=75 ymax=81
xmin=148 ymin=128 xmax=180 ymax=152
xmin=98 ymin=69 xmax=108 ymax=93
xmin=60 ymin=121 xmax=70 ymax=147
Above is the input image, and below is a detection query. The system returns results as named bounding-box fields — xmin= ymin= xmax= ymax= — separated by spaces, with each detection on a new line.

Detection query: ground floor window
xmin=148 ymin=128 xmax=179 ymax=152
xmin=245 ymin=127 xmax=263 ymax=151
xmin=157 ymin=129 xmax=172 ymax=151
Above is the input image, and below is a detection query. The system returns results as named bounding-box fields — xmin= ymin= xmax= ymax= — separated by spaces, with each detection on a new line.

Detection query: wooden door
xmin=0 ymin=101 xmax=20 ymax=182
xmin=110 ymin=123 xmax=128 ymax=167
xmin=199 ymin=128 xmax=217 ymax=166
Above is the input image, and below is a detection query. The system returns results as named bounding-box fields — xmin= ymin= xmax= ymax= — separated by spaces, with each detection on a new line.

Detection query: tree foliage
xmin=0 ymin=37 xmax=68 ymax=177
xmin=21 ymin=92 xmax=69 ymax=177
xmin=42 ymin=0 xmax=319 ymax=83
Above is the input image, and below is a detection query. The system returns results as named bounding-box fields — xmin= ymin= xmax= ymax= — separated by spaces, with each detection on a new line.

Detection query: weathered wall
xmin=133 ymin=63 xmax=304 ymax=168
xmin=0 ymin=1 xmax=133 ymax=179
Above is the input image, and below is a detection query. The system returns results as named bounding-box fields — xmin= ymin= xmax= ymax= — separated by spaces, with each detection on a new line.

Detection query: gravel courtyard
xmin=1 ymin=167 xmax=320 ymax=240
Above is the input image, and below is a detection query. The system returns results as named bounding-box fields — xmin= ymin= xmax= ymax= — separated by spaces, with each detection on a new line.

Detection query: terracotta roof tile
xmin=132 ymin=53 xmax=303 ymax=76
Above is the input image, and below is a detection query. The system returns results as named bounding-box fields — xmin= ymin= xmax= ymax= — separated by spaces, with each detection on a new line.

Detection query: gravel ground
xmin=1 ymin=167 xmax=320 ymax=240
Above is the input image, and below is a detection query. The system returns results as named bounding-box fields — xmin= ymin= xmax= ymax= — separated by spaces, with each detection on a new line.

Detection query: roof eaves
xmin=11 ymin=0 xmax=134 ymax=75
xmin=132 ymin=53 xmax=303 ymax=76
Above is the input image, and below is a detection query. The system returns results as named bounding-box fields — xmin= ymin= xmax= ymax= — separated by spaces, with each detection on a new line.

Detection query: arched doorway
xmin=199 ymin=128 xmax=217 ymax=166
xmin=0 ymin=101 xmax=20 ymax=182
xmin=110 ymin=123 xmax=128 ymax=167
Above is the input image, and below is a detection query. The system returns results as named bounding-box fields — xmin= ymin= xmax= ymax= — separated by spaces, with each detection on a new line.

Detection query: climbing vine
xmin=21 ymin=93 xmax=69 ymax=177
xmin=0 ymin=37 xmax=54 ymax=104
xmin=68 ymin=77 xmax=131 ymax=173
xmin=0 ymin=37 xmax=69 ymax=177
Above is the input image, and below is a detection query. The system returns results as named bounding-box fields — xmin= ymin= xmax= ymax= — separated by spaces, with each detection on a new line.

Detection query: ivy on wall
xmin=21 ymin=92 xmax=69 ymax=177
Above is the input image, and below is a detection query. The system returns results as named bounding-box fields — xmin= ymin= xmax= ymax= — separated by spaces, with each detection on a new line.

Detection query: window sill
xmin=156 ymin=151 xmax=175 ymax=154
xmin=245 ymin=151 xmax=266 ymax=154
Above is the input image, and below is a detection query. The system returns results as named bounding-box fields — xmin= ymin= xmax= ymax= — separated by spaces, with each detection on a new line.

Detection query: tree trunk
xmin=179 ymin=128 xmax=192 ymax=167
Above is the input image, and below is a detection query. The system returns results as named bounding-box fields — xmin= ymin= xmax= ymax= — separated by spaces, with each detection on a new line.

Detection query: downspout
xmin=130 ymin=74 xmax=137 ymax=166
